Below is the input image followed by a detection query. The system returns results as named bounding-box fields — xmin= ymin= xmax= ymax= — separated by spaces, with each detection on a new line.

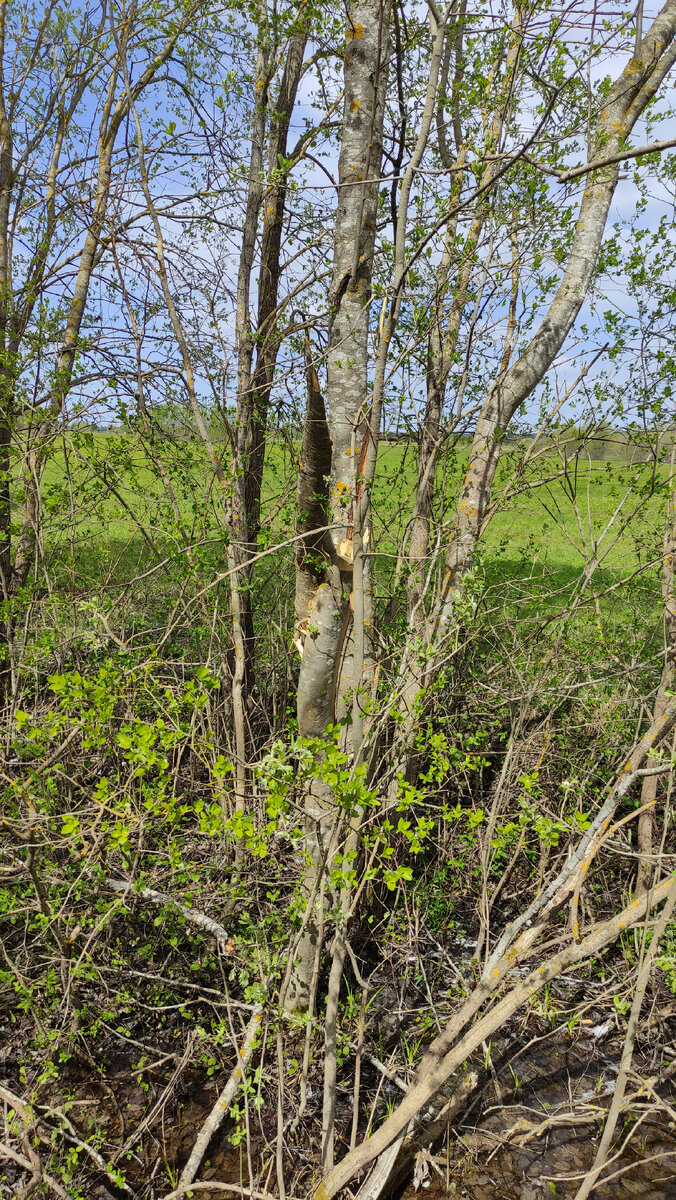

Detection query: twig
xmin=0 ymin=1142 xmax=73 ymax=1200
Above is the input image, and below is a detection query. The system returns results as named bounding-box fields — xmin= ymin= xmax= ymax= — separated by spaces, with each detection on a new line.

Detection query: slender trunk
xmin=286 ymin=0 xmax=391 ymax=1014
xmin=0 ymin=1 xmax=13 ymax=698
xmin=244 ymin=28 xmax=307 ymax=551
xmin=111 ymin=3 xmax=250 ymax=859
xmin=406 ymin=7 xmax=522 ymax=649
xmin=637 ymin=446 xmax=676 ymax=894
xmin=232 ymin=30 xmax=270 ymax=711
xmin=11 ymin=3 xmax=202 ymax=596
xmin=350 ymin=3 xmax=448 ymax=764
xmin=429 ymin=2 xmax=676 ymax=645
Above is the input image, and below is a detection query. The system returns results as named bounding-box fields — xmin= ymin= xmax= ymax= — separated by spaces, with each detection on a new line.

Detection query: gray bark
xmin=286 ymin=0 xmax=391 ymax=1014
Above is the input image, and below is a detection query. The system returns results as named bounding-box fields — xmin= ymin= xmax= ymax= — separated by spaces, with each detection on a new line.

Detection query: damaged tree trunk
xmin=286 ymin=0 xmax=391 ymax=1014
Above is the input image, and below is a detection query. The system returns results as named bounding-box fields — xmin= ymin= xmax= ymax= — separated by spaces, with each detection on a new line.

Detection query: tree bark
xmin=286 ymin=0 xmax=391 ymax=1014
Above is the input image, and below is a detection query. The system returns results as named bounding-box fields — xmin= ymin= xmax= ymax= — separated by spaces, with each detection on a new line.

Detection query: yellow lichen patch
xmin=351 ymin=99 xmax=360 ymax=111
xmin=625 ymin=761 xmax=632 ymax=772
xmin=346 ymin=23 xmax=364 ymax=39
xmin=492 ymin=967 xmax=499 ymax=978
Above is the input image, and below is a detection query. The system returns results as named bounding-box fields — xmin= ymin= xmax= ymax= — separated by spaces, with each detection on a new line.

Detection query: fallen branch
xmin=0 ymin=1141 xmax=73 ymax=1200
xmin=172 ymin=1004 xmax=264 ymax=1193
xmin=314 ymin=870 xmax=676 ymax=1200
xmin=354 ymin=1069 xmax=480 ymax=1200
xmin=102 ymin=876 xmax=232 ymax=950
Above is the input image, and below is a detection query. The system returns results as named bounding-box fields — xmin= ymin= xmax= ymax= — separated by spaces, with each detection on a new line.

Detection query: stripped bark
xmin=294 ymin=335 xmax=332 ymax=652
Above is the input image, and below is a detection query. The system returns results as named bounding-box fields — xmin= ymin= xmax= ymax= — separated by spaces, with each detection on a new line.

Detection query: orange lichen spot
xmin=241 ymin=1047 xmax=247 ymax=1056
xmin=351 ymin=99 xmax=361 ymax=111
xmin=625 ymin=761 xmax=632 ymax=772
xmin=492 ymin=967 xmax=499 ymax=978
xmin=346 ymin=23 xmax=364 ymax=39
xmin=235 ymin=1066 xmax=241 ymax=1077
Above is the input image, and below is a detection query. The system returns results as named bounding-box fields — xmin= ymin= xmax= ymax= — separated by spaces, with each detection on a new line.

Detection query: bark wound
xmin=294 ymin=336 xmax=333 ymax=656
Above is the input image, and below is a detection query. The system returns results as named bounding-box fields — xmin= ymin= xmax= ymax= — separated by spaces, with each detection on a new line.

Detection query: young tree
xmin=0 ymin=0 xmax=208 ymax=694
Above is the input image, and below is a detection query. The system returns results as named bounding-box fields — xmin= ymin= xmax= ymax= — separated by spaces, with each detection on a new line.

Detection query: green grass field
xmin=35 ymin=429 xmax=667 ymax=663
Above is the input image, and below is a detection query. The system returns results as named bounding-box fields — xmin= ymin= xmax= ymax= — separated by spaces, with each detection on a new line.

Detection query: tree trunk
xmin=286 ymin=0 xmax=391 ymax=1014
xmin=637 ymin=446 xmax=676 ymax=894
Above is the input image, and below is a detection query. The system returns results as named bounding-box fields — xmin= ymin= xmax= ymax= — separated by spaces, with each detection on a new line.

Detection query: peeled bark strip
xmin=294 ymin=336 xmax=333 ymax=650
